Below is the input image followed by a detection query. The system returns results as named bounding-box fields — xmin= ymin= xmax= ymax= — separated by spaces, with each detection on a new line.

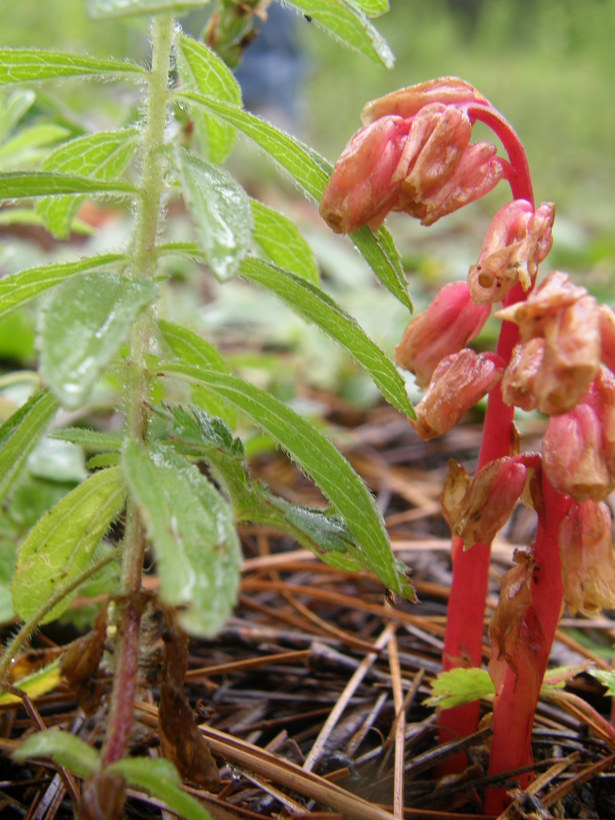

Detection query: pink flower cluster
xmin=320 ymin=77 xmax=615 ymax=624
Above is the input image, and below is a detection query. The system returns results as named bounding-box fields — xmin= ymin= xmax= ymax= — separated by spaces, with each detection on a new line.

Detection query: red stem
xmin=438 ymin=105 xmax=535 ymax=766
xmin=484 ymin=475 xmax=570 ymax=815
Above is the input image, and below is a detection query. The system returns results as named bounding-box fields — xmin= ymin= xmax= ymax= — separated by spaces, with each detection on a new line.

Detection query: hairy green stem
xmin=101 ymin=14 xmax=174 ymax=768
xmin=0 ymin=551 xmax=117 ymax=687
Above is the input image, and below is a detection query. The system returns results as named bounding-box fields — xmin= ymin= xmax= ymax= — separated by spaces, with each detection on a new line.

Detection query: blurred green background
xmin=3 ymin=0 xmax=614 ymax=234
xmin=1 ymin=0 xmax=614 ymax=334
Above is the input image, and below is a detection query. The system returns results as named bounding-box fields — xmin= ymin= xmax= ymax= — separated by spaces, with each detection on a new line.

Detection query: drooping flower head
xmin=319 ymin=77 xmax=505 ymax=234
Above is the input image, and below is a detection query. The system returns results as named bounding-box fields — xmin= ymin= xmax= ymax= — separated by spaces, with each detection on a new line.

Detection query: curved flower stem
xmin=438 ymin=109 xmax=535 ymax=766
xmin=467 ymin=104 xmax=534 ymax=205
xmin=101 ymin=14 xmax=174 ymax=768
xmin=484 ymin=475 xmax=570 ymax=815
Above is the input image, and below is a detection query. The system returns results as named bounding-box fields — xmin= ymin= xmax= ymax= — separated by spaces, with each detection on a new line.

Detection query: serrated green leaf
xmin=88 ymin=0 xmax=209 ymax=18
xmin=0 ymin=49 xmax=146 ymax=85
xmin=283 ymin=0 xmax=394 ymax=67
xmin=36 ymin=129 xmax=138 ymax=238
xmin=158 ymin=319 xmax=230 ymax=373
xmin=11 ymin=467 xmax=126 ymax=623
xmin=588 ymin=668 xmax=615 ymax=696
xmin=177 ymin=149 xmax=252 ymax=281
xmin=0 ymin=253 xmax=125 ymax=321
xmin=176 ymin=33 xmax=240 ymax=163
xmin=40 ymin=272 xmax=156 ymax=409
xmin=0 ymin=390 xmax=59 ymax=502
xmin=239 ymin=256 xmax=413 ymax=417
xmin=160 ymin=364 xmax=414 ymax=598
xmin=13 ymin=730 xmax=100 ymax=778
xmin=352 ymin=0 xmax=389 ymax=15
xmin=122 ymin=440 xmax=242 ymax=637
xmin=424 ymin=668 xmax=493 ymax=709
xmin=158 ymin=319 xmax=237 ymax=424
xmin=251 ymin=199 xmax=319 ymax=284
xmin=0 ymin=660 xmax=61 ymax=706
xmin=107 ymin=757 xmax=212 ymax=820
xmin=177 ymin=93 xmax=411 ymax=309
xmin=178 ymin=92 xmax=330 ymax=200
xmin=0 ymin=90 xmax=36 ymax=141
xmin=162 ymin=404 xmax=366 ymax=571
xmin=49 ymin=427 xmax=123 ymax=452
xmin=0 ymin=124 xmax=71 ymax=171
xmin=0 ymin=171 xmax=137 ymax=200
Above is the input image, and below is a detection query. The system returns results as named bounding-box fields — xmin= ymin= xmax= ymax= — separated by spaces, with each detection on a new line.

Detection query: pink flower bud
xmin=599 ymin=305 xmax=615 ymax=372
xmin=319 ymin=115 xmax=411 ymax=234
xmin=543 ymin=403 xmax=609 ymax=502
xmin=496 ymin=272 xmax=601 ymax=414
xmin=468 ymin=200 xmax=555 ymax=304
xmin=559 ymin=501 xmax=615 ymax=616
xmin=361 ymin=76 xmax=489 ymax=124
xmin=411 ymin=349 xmax=504 ymax=440
xmin=401 ymin=141 xmax=503 ymax=226
xmin=441 ymin=457 xmax=528 ymax=549
xmin=501 ymin=338 xmax=544 ymax=411
xmin=395 ymin=281 xmax=491 ymax=388
xmin=392 ymin=103 xmax=472 ymax=201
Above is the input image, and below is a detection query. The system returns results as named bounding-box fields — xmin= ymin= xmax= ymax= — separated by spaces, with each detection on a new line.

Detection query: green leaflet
xmin=158 ymin=319 xmax=231 ymax=373
xmin=251 ymin=199 xmax=320 ymax=285
xmin=0 ymin=391 xmax=59 ymax=503
xmin=122 ymin=440 xmax=242 ymax=638
xmin=107 ymin=758 xmax=212 ymax=820
xmin=351 ymin=0 xmax=389 ymax=15
xmin=177 ymin=92 xmax=411 ymax=309
xmin=13 ymin=730 xmax=100 ymax=778
xmin=36 ymin=129 xmax=139 ymax=238
xmin=0 ymin=124 xmax=71 ymax=171
xmin=0 ymin=253 xmax=125 ymax=321
xmin=88 ymin=0 xmax=210 ymax=17
xmin=0 ymin=90 xmax=36 ymax=141
xmin=175 ymin=33 xmax=241 ymax=163
xmin=158 ymin=318 xmax=237 ymax=424
xmin=11 ymin=467 xmax=126 ymax=623
xmin=283 ymin=1 xmax=394 ymax=67
xmin=39 ymin=272 xmax=156 ymax=409
xmin=239 ymin=256 xmax=414 ymax=417
xmin=177 ymin=149 xmax=253 ymax=281
xmin=164 ymin=404 xmax=383 ymax=575
xmin=0 ymin=49 xmax=146 ymax=84
xmin=0 ymin=171 xmax=137 ymax=199
xmin=160 ymin=364 xmax=415 ymax=599
xmin=50 ymin=428 xmax=123 ymax=453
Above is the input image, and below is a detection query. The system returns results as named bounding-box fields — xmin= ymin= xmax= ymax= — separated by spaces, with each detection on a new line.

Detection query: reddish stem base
xmin=484 ymin=474 xmax=570 ymax=814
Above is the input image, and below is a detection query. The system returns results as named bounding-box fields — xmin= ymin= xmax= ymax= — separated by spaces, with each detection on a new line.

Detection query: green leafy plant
xmin=0 ymin=1 xmax=414 ymax=816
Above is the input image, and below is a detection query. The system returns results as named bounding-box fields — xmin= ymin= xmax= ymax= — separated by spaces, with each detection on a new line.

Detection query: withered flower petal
xmin=361 ymin=76 xmax=488 ymax=124
xmin=441 ymin=456 xmax=527 ymax=549
xmin=559 ymin=501 xmax=615 ymax=616
xmin=543 ymin=404 xmax=609 ymax=502
xmin=501 ymin=338 xmax=544 ymax=411
xmin=488 ymin=548 xmax=539 ymax=692
xmin=468 ymin=200 xmax=554 ymax=304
